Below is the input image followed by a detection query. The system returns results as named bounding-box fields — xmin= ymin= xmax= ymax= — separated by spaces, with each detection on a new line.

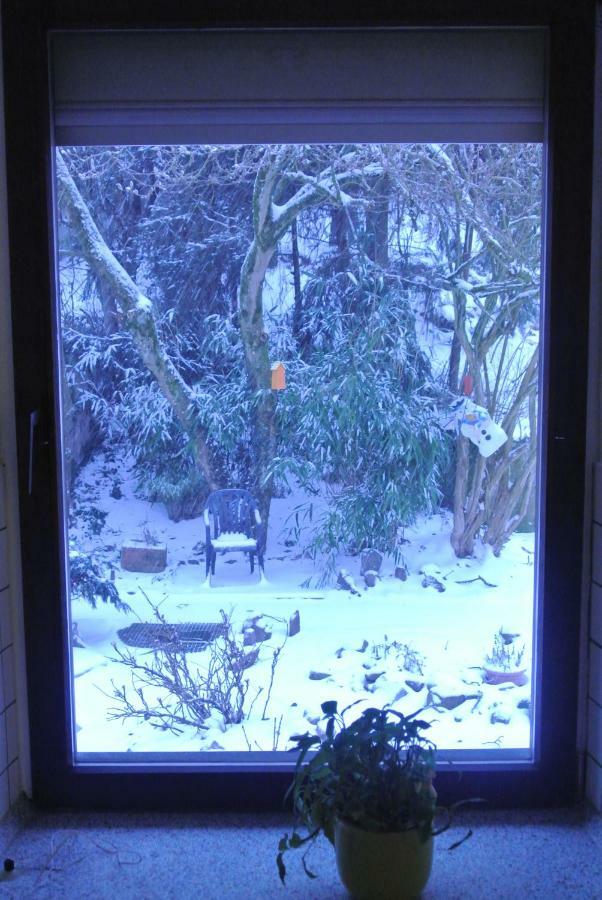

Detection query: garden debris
xmin=241 ymin=614 xmax=272 ymax=646
xmin=72 ymin=621 xmax=86 ymax=649
xmin=287 ymin=610 xmax=301 ymax=637
xmin=421 ymin=564 xmax=446 ymax=592
xmin=337 ymin=568 xmax=361 ymax=595
xmin=455 ymin=575 xmax=498 ymax=588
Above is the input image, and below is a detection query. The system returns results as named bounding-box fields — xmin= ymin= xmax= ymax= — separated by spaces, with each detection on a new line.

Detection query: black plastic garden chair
xmin=203 ymin=489 xmax=265 ymax=578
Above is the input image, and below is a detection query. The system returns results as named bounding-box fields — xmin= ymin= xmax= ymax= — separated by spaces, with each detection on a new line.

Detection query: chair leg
xmin=250 ymin=552 xmax=255 ymax=574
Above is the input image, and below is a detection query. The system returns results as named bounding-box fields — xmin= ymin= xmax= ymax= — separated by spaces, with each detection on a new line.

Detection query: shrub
xmin=106 ymin=604 xmax=286 ymax=734
xmin=69 ymin=552 xmax=130 ymax=613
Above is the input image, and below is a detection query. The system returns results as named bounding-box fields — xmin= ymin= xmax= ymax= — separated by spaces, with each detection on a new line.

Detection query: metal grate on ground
xmin=117 ymin=622 xmax=228 ymax=653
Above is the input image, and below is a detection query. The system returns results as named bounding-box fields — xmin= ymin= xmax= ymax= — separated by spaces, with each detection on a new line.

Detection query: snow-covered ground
xmin=70 ymin=452 xmax=535 ymax=757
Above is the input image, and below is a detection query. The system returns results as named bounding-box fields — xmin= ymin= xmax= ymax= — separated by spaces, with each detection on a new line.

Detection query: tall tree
xmin=392 ymin=144 xmax=542 ymax=556
xmin=56 ymin=151 xmax=222 ymax=491
xmin=237 ymin=145 xmax=378 ymax=521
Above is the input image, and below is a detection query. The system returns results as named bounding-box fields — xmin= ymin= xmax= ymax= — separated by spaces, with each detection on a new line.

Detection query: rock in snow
xmin=490 ymin=702 xmax=513 ymax=725
xmin=429 ymin=690 xmax=482 ymax=711
xmin=500 ymin=623 xmax=522 ymax=644
xmin=360 ymin=548 xmax=383 ymax=575
xmin=364 ymin=670 xmax=385 ymax=685
xmin=364 ymin=570 xmax=379 ymax=588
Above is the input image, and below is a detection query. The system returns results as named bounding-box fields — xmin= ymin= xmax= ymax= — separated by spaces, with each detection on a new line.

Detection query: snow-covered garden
xmin=71 ymin=452 xmax=534 ymax=754
xmin=58 ymin=143 xmax=541 ymax=757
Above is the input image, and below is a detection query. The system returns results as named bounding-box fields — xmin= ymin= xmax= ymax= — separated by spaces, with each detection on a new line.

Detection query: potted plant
xmin=483 ymin=629 xmax=528 ymax=687
xmin=277 ymin=701 xmax=469 ymax=899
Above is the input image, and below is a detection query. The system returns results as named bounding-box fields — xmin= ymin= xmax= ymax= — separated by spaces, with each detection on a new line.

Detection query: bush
xmin=70 ymin=552 xmax=130 ymax=612
xmin=106 ymin=604 xmax=285 ymax=734
xmin=272 ymin=274 xmax=447 ymax=574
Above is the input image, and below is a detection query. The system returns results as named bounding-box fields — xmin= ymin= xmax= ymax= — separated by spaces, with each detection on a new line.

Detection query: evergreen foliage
xmin=273 ymin=270 xmax=446 ymax=572
xmin=69 ymin=552 xmax=130 ymax=612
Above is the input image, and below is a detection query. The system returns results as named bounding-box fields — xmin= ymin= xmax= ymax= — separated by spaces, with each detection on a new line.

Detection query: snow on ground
xmin=70 ymin=452 xmax=535 ymax=757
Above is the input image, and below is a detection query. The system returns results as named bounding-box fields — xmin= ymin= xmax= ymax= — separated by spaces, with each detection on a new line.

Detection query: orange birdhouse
xmin=271 ymin=361 xmax=286 ymax=390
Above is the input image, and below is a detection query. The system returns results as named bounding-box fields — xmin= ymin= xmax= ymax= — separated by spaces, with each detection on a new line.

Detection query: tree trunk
xmin=450 ymin=436 xmax=484 ymax=557
xmin=56 ymin=151 xmax=221 ymax=491
xmin=291 ymin=219 xmax=303 ymax=347
xmin=96 ymin=276 xmax=119 ymax=335
xmin=448 ymin=331 xmax=461 ymax=393
xmin=330 ymin=206 xmax=350 ymax=272
xmin=484 ymin=448 xmax=536 ymax=554
xmin=237 ymin=147 xmax=376 ymax=532
xmin=238 ymin=238 xmax=276 ymax=523
xmin=366 ymin=174 xmax=390 ymax=268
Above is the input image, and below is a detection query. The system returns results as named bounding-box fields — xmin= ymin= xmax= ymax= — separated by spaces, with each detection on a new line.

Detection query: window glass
xmin=56 ymin=143 xmax=541 ymax=758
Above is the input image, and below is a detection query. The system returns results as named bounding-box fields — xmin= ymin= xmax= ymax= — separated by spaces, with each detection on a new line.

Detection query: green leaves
xmin=271 ymin=274 xmax=447 ymax=574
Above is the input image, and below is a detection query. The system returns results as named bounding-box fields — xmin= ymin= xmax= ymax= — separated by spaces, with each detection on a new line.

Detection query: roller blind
xmin=50 ymin=29 xmax=546 ymax=145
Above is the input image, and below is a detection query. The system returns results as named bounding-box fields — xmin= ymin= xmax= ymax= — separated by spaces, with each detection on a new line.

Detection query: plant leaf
xmin=276 ymin=852 xmax=287 ymax=884
xmin=301 ymin=855 xmax=318 ymax=880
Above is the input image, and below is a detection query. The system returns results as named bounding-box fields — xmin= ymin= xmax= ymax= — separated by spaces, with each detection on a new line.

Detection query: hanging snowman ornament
xmin=459 ymin=401 xmax=508 ymax=457
xmin=439 ymin=396 xmax=508 ymax=458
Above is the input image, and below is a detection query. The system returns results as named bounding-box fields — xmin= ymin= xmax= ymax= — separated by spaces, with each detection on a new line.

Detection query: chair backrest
xmin=205 ymin=489 xmax=257 ymax=538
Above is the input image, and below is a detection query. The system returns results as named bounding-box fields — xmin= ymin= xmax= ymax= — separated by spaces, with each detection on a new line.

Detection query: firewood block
xmin=121 ymin=540 xmax=167 ymax=573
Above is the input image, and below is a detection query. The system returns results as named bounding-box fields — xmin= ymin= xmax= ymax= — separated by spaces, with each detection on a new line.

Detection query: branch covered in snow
xmin=56 ymin=151 xmax=221 ymax=489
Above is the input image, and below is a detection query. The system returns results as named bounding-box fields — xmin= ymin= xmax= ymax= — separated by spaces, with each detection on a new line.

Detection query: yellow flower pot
xmin=334 ymin=818 xmax=433 ymax=900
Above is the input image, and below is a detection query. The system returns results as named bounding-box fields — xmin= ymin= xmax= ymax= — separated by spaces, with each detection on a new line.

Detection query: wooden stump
xmin=121 ymin=540 xmax=167 ymax=573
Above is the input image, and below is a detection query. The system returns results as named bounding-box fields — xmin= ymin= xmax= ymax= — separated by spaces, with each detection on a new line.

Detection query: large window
xmin=4 ymin=11 xmax=592 ymax=806
xmin=56 ymin=141 xmax=542 ymax=760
